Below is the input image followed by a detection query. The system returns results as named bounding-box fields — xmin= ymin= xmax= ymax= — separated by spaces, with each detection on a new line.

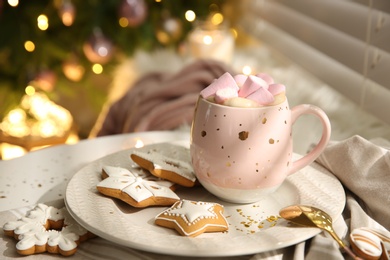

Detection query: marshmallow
xmin=270 ymin=92 xmax=286 ymax=105
xmin=268 ymin=83 xmax=286 ymax=95
xmin=215 ymin=87 xmax=239 ymax=104
xmin=201 ymin=72 xmax=284 ymax=107
xmin=238 ymin=75 xmax=268 ymax=97
xmin=246 ymin=87 xmax=275 ymax=105
xmin=256 ymin=73 xmax=274 ymax=85
xmin=223 ymin=97 xmax=261 ymax=108
xmin=200 ymin=72 xmax=238 ymax=99
xmin=233 ymin=74 xmax=248 ymax=87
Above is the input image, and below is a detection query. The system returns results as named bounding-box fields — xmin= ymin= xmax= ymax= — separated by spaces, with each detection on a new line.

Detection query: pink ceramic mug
xmin=190 ymin=97 xmax=331 ymax=203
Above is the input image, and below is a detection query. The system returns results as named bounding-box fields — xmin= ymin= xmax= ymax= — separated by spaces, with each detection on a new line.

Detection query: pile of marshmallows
xmin=200 ymin=72 xmax=286 ymax=107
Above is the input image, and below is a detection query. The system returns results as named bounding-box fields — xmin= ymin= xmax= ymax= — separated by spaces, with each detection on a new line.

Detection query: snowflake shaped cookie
xmin=155 ymin=199 xmax=228 ymax=237
xmin=3 ymin=204 xmax=94 ymax=256
xmin=97 ymin=165 xmax=180 ymax=208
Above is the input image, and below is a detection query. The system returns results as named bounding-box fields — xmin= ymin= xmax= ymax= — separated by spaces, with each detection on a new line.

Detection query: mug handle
xmin=287 ymin=104 xmax=331 ymax=175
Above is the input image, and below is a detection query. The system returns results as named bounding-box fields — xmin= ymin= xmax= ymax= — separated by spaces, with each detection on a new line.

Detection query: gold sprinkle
xmin=269 ymin=138 xmax=274 ymax=144
xmin=262 ymin=118 xmax=267 ymax=124
xmin=239 ymin=131 xmax=249 ymax=140
xmin=267 ymin=215 xmax=279 ymax=222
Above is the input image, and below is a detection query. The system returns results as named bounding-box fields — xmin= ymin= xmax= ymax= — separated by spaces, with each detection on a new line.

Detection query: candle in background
xmin=188 ymin=20 xmax=235 ymax=64
xmin=0 ymin=91 xmax=78 ymax=160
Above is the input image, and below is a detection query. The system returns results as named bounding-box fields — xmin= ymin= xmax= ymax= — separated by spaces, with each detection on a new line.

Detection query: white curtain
xmin=240 ymin=0 xmax=390 ymax=124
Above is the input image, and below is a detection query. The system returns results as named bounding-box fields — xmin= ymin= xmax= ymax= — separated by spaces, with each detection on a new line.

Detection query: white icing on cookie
xmin=131 ymin=148 xmax=196 ymax=182
xmin=98 ymin=166 xmax=179 ymax=202
xmin=3 ymin=204 xmax=89 ymax=253
xmin=155 ymin=200 xmax=228 ymax=236
xmin=166 ymin=200 xmax=216 ymax=224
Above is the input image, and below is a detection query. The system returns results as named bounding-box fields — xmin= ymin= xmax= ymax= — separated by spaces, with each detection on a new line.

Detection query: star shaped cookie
xmin=97 ymin=165 xmax=180 ymax=208
xmin=130 ymin=143 xmax=196 ymax=187
xmin=155 ymin=200 xmax=228 ymax=237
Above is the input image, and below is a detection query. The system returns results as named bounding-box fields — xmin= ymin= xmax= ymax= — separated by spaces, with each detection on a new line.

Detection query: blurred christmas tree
xmin=0 ymin=0 xmax=226 ymax=137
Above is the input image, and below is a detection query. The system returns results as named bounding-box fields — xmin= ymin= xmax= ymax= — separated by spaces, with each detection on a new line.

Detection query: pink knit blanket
xmin=97 ymin=59 xmax=234 ymax=136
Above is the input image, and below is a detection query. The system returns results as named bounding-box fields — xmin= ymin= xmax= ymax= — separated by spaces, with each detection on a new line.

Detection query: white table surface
xmin=0 ymin=131 xmax=190 ymax=212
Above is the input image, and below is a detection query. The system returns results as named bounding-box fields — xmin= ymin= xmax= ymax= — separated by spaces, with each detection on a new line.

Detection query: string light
xmin=185 ymin=10 xmax=196 ymax=22
xmin=92 ymin=63 xmax=103 ymax=74
xmin=24 ymin=41 xmax=35 ymax=52
xmin=37 ymin=14 xmax=49 ymax=30
xmin=62 ymin=13 xmax=74 ymax=26
xmin=242 ymin=66 xmax=252 ymax=75
xmin=8 ymin=109 xmax=25 ymax=124
xmin=59 ymin=1 xmax=75 ymax=26
xmin=97 ymin=46 xmax=109 ymax=57
xmin=202 ymin=35 xmax=213 ymax=45
xmin=211 ymin=12 xmax=223 ymax=25
xmin=118 ymin=17 xmax=129 ymax=27
xmin=25 ymin=85 xmax=36 ymax=96
xmin=7 ymin=0 xmax=19 ymax=7
xmin=62 ymin=57 xmax=85 ymax=82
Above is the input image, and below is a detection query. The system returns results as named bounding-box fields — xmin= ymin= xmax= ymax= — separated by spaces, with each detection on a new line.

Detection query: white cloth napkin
xmin=250 ymin=135 xmax=390 ymax=259
xmin=316 ymin=135 xmax=390 ymax=232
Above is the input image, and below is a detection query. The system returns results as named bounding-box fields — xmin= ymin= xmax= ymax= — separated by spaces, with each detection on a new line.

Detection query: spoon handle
xmin=327 ymin=229 xmax=346 ymax=248
xmin=327 ymin=230 xmax=363 ymax=260
xmin=380 ymin=242 xmax=389 ymax=260
xmin=342 ymin=245 xmax=364 ymax=260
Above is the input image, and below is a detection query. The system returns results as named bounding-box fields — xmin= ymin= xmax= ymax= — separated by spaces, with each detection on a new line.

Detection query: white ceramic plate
xmin=65 ymin=132 xmax=345 ymax=257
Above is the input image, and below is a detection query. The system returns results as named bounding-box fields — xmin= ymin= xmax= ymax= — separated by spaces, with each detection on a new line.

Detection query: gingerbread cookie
xmin=96 ymin=165 xmax=180 ymax=208
xmin=155 ymin=199 xmax=228 ymax=237
xmin=3 ymin=204 xmax=94 ymax=256
xmin=130 ymin=143 xmax=196 ymax=187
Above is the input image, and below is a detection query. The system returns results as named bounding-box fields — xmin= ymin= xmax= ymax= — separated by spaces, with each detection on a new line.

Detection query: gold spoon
xmin=279 ymin=205 xmax=362 ymax=260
